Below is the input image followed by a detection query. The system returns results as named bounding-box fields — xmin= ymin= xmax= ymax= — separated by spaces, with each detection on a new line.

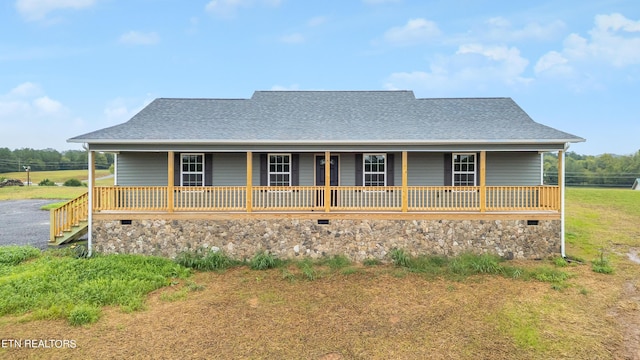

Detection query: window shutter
xmin=291 ymin=154 xmax=299 ymax=186
xmin=386 ymin=153 xmax=394 ymax=186
xmin=260 ymin=154 xmax=267 ymax=186
xmin=205 ymin=154 xmax=213 ymax=186
xmin=355 ymin=153 xmax=363 ymax=186
xmin=444 ymin=153 xmax=452 ymax=186
xmin=174 ymin=153 xmax=181 ymax=186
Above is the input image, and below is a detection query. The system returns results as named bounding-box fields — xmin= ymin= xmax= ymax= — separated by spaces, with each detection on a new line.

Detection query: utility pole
xmin=23 ymin=165 xmax=31 ymax=186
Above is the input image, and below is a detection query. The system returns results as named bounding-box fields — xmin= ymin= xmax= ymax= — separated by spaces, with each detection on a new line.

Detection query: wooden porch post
xmin=167 ymin=151 xmax=174 ymax=213
xmin=479 ymin=151 xmax=486 ymax=212
xmin=246 ymin=151 xmax=253 ymax=213
xmin=324 ymin=151 xmax=331 ymax=212
xmin=402 ymin=151 xmax=408 ymax=212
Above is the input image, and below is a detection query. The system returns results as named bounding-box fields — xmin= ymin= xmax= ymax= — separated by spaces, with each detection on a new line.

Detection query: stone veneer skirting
xmin=92 ymin=218 xmax=561 ymax=261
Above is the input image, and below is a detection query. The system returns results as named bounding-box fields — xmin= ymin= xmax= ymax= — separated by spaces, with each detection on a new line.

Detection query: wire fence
xmin=544 ymin=172 xmax=640 ymax=188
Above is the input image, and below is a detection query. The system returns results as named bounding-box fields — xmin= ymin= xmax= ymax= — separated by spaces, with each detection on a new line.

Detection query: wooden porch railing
xmin=408 ymin=186 xmax=480 ymax=211
xmin=88 ymin=185 xmax=560 ymax=212
xmin=253 ymin=186 xmax=319 ymax=210
xmin=175 ymin=186 xmax=247 ymax=211
xmin=50 ymin=192 xmax=89 ymax=242
xmin=486 ymin=186 xmax=560 ymax=211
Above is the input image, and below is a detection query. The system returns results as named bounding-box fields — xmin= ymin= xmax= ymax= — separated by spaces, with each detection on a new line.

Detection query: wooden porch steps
xmin=49 ymin=221 xmax=88 ymax=246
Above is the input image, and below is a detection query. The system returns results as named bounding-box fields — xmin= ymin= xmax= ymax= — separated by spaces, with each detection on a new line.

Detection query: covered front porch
xmin=94 ymin=150 xmax=563 ymax=213
xmin=50 ymin=149 xmax=566 ymax=245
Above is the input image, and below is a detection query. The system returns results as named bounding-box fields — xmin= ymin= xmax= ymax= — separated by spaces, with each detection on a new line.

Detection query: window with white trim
xmin=364 ymin=153 xmax=386 ymax=186
xmin=181 ymin=153 xmax=204 ymax=186
xmin=452 ymin=153 xmax=476 ymax=186
xmin=268 ymin=154 xmax=291 ymax=186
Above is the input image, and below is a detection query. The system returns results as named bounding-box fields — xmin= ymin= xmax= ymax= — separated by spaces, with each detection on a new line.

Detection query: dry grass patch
xmin=0 ymin=261 xmax=629 ymax=360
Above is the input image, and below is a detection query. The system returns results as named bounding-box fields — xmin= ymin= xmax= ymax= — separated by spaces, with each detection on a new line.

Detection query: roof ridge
xmin=253 ymin=90 xmax=414 ymax=92
xmin=157 ymin=97 xmax=247 ymax=100
xmin=415 ymin=97 xmax=511 ymax=100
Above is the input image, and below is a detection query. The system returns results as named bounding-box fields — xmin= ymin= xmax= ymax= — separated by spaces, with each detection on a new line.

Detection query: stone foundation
xmin=92 ymin=218 xmax=561 ymax=261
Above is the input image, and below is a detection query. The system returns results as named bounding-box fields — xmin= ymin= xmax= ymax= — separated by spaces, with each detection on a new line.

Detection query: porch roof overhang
xmin=74 ymin=139 xmax=582 ymax=153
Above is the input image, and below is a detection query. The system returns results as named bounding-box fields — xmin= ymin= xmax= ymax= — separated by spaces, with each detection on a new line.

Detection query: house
xmin=57 ymin=90 xmax=585 ymax=261
xmin=633 ymin=178 xmax=640 ymax=190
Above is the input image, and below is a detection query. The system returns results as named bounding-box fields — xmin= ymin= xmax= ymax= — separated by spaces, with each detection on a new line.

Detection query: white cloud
xmin=0 ymin=82 xmax=75 ymax=149
xmin=280 ymin=33 xmax=305 ymax=44
xmin=34 ymin=96 xmax=64 ymax=114
xmin=0 ymin=83 xmax=67 ymax=117
xmin=9 ymin=82 xmax=42 ymax=97
xmin=118 ymin=31 xmax=160 ymax=46
xmin=588 ymin=13 xmax=640 ymax=67
xmin=384 ymin=44 xmax=531 ymax=94
xmin=535 ymin=13 xmax=640 ymax=79
xmin=205 ymin=0 xmax=281 ymax=17
xmin=482 ymin=16 xmax=566 ymax=42
xmin=534 ymin=51 xmax=570 ymax=74
xmin=382 ymin=18 xmax=441 ymax=46
xmin=456 ymin=44 xmax=530 ymax=81
xmin=15 ymin=0 xmax=96 ymax=21
xmin=595 ymin=12 xmax=640 ymax=32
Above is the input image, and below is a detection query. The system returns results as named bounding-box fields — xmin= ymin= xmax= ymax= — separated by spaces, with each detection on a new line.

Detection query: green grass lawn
xmin=0 ymin=186 xmax=87 ymax=201
xmin=0 ymin=169 xmax=113 ymax=201
xmin=565 ymin=187 xmax=640 ymax=259
xmin=1 ymin=169 xmax=110 ymax=185
xmin=0 ymin=246 xmax=190 ymax=325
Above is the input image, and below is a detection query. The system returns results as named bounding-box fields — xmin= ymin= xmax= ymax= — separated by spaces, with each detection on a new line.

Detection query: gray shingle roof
xmin=68 ymin=90 xmax=584 ymax=145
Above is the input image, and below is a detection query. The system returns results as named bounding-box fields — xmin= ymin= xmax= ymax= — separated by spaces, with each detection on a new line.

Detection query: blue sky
xmin=1 ymin=0 xmax=638 ymax=155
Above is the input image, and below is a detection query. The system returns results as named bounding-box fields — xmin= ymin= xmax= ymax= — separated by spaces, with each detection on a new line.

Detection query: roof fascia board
xmin=71 ymin=138 xmax=585 ymax=145
xmin=87 ymin=143 xmax=567 ymax=153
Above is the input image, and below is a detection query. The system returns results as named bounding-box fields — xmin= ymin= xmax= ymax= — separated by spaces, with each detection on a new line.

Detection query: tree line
xmin=0 ymin=148 xmax=113 ymax=173
xmin=1 ymin=147 xmax=639 ymax=187
xmin=544 ymin=150 xmax=640 ymax=187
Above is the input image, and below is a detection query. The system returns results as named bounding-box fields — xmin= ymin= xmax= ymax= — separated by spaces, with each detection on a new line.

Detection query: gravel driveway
xmin=0 ymin=199 xmax=60 ymax=249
